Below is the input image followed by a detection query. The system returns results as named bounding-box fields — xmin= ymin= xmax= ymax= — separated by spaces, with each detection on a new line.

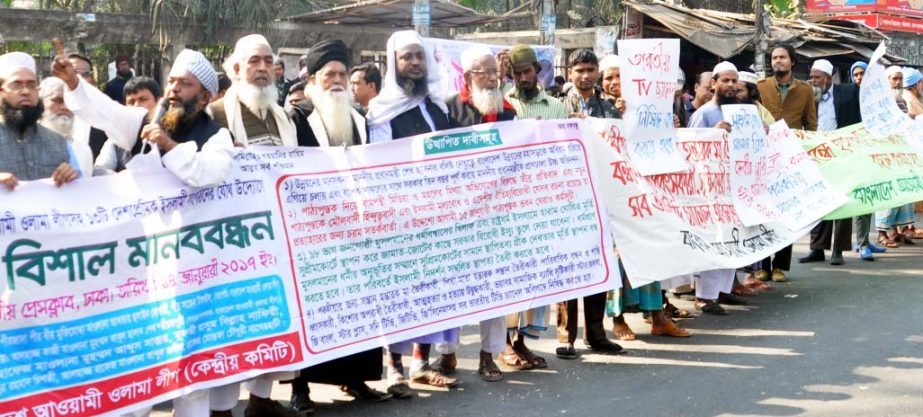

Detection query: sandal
xmin=498 ymin=348 xmax=533 ymax=370
xmin=732 ymin=286 xmax=755 ymax=297
xmin=431 ymin=353 xmax=457 ymax=375
xmin=612 ymin=321 xmax=636 ymax=341
xmin=878 ymin=235 xmax=899 ymax=248
xmin=515 ymin=346 xmax=547 ymax=369
xmin=555 ymin=346 xmax=578 ymax=360
xmin=386 ymin=381 xmax=413 ymax=399
xmin=478 ymin=359 xmax=504 ymax=382
xmin=913 ymin=229 xmax=923 ymax=239
xmin=651 ymin=320 xmax=692 ymax=337
xmin=695 ymin=300 xmax=728 ymax=315
xmin=664 ymin=302 xmax=694 ymax=319
xmin=411 ymin=368 xmax=458 ymax=388
xmin=743 ymin=277 xmax=772 ymax=290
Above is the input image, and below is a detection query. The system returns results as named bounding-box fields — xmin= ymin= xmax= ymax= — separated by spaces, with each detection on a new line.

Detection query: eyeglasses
xmin=1 ymin=81 xmax=38 ymax=92
xmin=469 ymin=69 xmax=499 ymax=77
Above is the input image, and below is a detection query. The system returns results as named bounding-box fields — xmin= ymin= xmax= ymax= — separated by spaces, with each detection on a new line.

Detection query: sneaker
xmin=754 ymin=270 xmax=769 ymax=281
xmin=858 ymin=246 xmax=874 ymax=260
xmin=771 ymin=269 xmax=786 ymax=282
xmin=245 ymin=394 xmax=302 ymax=417
xmin=868 ymin=244 xmax=887 ymax=253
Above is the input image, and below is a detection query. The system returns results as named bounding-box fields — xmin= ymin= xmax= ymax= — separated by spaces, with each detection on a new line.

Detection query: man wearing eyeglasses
xmin=0 ymin=51 xmax=80 ymax=191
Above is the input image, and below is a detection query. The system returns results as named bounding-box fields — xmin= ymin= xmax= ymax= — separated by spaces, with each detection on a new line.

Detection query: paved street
xmin=155 ymin=237 xmax=923 ymax=417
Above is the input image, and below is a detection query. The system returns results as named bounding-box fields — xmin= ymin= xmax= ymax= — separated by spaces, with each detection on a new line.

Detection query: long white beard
xmin=471 ymin=84 xmax=504 ymax=116
xmin=307 ymin=83 xmax=354 ymax=147
xmin=237 ymin=82 xmax=278 ymax=115
xmin=41 ymin=113 xmax=74 ymax=137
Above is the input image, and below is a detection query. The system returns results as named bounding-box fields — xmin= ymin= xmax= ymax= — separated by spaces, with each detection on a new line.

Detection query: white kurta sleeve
xmin=63 ymin=78 xmax=147 ymax=152
xmin=368 ymin=123 xmax=393 ymax=143
xmin=161 ymin=128 xmax=235 ymax=188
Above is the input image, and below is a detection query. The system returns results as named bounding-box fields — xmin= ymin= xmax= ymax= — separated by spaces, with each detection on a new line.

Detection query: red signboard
xmin=806 ymin=0 xmax=882 ymax=13
xmin=883 ymin=0 xmax=923 ymax=17
xmin=833 ymin=12 xmax=923 ymax=33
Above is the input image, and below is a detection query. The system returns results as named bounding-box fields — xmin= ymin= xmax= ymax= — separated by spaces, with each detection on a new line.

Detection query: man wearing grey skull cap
xmin=53 ymin=48 xmax=234 ymax=188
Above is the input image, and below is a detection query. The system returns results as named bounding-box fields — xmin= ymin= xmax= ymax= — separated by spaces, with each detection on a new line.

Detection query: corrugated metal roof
xmin=625 ymin=0 xmax=905 ymax=63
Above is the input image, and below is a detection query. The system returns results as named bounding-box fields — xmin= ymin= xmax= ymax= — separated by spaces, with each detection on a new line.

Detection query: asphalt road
xmin=154 ymin=236 xmax=923 ymax=417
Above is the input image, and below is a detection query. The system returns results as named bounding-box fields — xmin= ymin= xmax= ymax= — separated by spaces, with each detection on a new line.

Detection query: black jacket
xmin=389 ymin=97 xmax=457 ymax=140
xmin=832 ymin=83 xmax=862 ymax=128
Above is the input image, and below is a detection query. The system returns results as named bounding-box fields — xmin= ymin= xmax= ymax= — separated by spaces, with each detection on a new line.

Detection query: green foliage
xmin=764 ymin=0 xmax=802 ymax=19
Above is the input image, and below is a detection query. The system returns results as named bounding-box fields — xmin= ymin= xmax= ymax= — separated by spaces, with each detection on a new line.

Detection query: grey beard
xmin=397 ymin=75 xmax=428 ymax=98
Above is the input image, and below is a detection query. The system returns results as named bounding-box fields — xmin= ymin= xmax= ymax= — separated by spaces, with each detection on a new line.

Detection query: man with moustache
xmin=598 ymin=54 xmax=625 ymax=115
xmin=104 ymin=54 xmax=133 ymax=104
xmin=436 ymin=45 xmax=515 ymax=383
xmin=285 ymin=39 xmax=391 ymax=414
xmin=756 ymin=43 xmax=816 ymax=283
xmin=210 ymin=34 xmax=297 ymax=148
xmin=505 ymin=43 xmax=567 ymax=120
xmin=94 ymin=76 xmax=162 ymax=174
xmin=38 ymin=77 xmax=94 ymax=177
xmin=55 ymin=48 xmax=234 ymax=189
xmin=366 ymin=29 xmax=460 ymax=397
xmin=0 ymin=52 xmax=80 ymax=191
xmin=562 ymin=49 xmax=619 ymax=119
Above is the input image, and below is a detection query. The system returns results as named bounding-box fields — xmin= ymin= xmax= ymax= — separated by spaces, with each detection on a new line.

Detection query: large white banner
xmin=0 ymin=120 xmax=614 ymax=416
xmin=424 ymin=38 xmax=557 ymax=94
xmin=722 ymin=105 xmax=847 ymax=229
xmin=581 ymin=117 xmax=815 ymax=285
xmin=616 ymin=39 xmax=687 ymax=175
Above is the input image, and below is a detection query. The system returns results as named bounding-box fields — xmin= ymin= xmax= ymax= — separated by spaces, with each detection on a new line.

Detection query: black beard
xmin=160 ymin=95 xmax=202 ymax=135
xmin=773 ymin=69 xmax=789 ymax=79
xmin=717 ymin=94 xmax=738 ymax=106
xmin=117 ymin=69 xmax=132 ymax=78
xmin=397 ymin=74 xmax=427 ymax=98
xmin=2 ymin=99 xmax=44 ymax=134
xmin=520 ymin=84 xmax=539 ymax=100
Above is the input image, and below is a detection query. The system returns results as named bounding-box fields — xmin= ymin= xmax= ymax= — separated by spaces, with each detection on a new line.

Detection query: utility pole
xmin=413 ymin=0 xmax=431 ymax=37
xmin=540 ymin=0 xmax=555 ymax=45
xmin=754 ymin=0 xmax=767 ymax=76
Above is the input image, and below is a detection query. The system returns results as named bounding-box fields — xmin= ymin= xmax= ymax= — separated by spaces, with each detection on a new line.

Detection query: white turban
xmin=170 ymin=49 xmax=219 ymax=96
xmin=811 ymin=59 xmax=833 ymax=76
xmin=599 ymin=54 xmax=620 ymax=71
xmin=0 ymin=52 xmax=36 ymax=79
xmin=366 ymin=30 xmax=448 ymax=128
xmin=887 ymin=65 xmax=903 ymax=77
xmin=461 ymin=45 xmax=494 ymax=72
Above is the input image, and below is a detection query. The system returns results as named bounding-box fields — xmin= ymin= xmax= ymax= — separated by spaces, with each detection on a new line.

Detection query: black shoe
xmin=555 ymin=346 xmax=578 ymax=359
xmin=288 ymin=392 xmax=315 ymax=415
xmin=830 ymin=251 xmax=844 ymax=265
xmin=211 ymin=411 xmax=233 ymax=417
xmin=798 ymin=250 xmax=825 ymax=263
xmin=342 ymin=383 xmax=393 ymax=402
xmin=718 ymin=292 xmax=748 ymax=305
xmin=245 ymin=394 xmax=303 ymax=417
xmin=586 ymin=341 xmax=627 ymax=355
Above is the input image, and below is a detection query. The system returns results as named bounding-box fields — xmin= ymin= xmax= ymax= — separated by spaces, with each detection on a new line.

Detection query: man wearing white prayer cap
xmin=802 ymin=58 xmax=862 ymax=266
xmin=688 ymin=61 xmax=737 ymax=130
xmin=366 ymin=29 xmax=457 ymax=143
xmin=597 ymin=54 xmax=625 ymax=114
xmin=435 ymin=44 xmax=515 ymax=384
xmin=0 ymin=51 xmax=80 ymax=190
xmin=210 ymin=34 xmax=296 ymax=148
xmin=205 ymin=37 xmax=299 ymax=417
xmin=53 ymin=48 xmax=234 ymax=189
xmin=366 ymin=30 xmax=461 ymax=399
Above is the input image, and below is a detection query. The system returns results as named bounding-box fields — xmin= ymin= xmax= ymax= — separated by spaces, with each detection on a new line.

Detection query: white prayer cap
xmin=461 ymin=45 xmax=495 ymax=72
xmin=234 ymin=34 xmax=272 ymax=53
xmin=887 ymin=65 xmax=903 ymax=76
xmin=0 ymin=52 xmax=37 ymax=79
xmin=811 ymin=59 xmax=833 ymax=76
xmin=712 ymin=61 xmax=738 ymax=75
xmin=599 ymin=54 xmax=620 ymax=71
xmin=170 ymin=49 xmax=219 ymax=96
xmin=738 ymin=71 xmax=758 ymax=85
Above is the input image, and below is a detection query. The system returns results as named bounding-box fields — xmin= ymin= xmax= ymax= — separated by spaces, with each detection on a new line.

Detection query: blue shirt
xmin=687 ymin=101 xmax=724 ymax=128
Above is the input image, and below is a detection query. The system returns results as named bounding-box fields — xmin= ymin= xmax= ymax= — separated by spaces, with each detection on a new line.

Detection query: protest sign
xmin=616 ymin=38 xmax=687 ymax=175
xmin=0 ymin=120 xmax=613 ymax=416
xmin=796 ymin=124 xmax=923 ymax=219
xmin=722 ymin=105 xmax=847 ymax=229
xmin=860 ymin=42 xmax=911 ymax=137
xmin=582 ymin=117 xmax=813 ymax=285
xmin=424 ymin=38 xmax=556 ymax=93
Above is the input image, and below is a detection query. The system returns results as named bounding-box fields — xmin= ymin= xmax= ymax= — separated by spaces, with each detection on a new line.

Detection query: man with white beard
xmin=206 ymin=33 xmax=300 ymax=417
xmin=437 ymin=45 xmax=515 ymax=383
xmin=38 ymin=77 xmax=93 ymax=177
xmin=209 ymin=34 xmax=297 ymax=148
xmin=286 ymin=39 xmax=390 ymax=415
xmin=292 ymin=40 xmax=367 ymax=147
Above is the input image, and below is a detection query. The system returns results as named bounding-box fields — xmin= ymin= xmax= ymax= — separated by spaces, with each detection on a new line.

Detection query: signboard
xmin=413 ymin=2 xmax=431 ymax=27
xmin=424 ymin=37 xmax=556 ymax=92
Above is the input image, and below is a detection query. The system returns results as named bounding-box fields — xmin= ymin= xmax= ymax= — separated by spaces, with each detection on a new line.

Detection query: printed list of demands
xmin=278 ymin=141 xmax=608 ymax=352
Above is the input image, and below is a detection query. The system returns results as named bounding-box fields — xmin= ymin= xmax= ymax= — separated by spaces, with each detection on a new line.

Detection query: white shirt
xmin=817 ymin=84 xmax=837 ymax=132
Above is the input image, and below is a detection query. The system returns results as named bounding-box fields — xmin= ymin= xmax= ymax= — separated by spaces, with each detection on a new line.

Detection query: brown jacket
xmin=757 ymin=76 xmax=817 ymax=131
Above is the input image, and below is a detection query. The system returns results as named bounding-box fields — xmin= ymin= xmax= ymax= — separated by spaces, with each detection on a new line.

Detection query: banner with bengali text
xmin=0 ymin=119 xmax=614 ymax=416
xmin=581 ymin=117 xmax=815 ymax=285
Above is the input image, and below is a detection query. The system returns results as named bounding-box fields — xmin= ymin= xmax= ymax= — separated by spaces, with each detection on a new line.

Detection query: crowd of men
xmin=1 ymin=30 xmax=921 ymax=417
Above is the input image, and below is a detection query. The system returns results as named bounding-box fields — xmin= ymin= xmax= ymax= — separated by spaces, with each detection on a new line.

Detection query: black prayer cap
xmin=304 ymin=40 xmax=350 ymax=76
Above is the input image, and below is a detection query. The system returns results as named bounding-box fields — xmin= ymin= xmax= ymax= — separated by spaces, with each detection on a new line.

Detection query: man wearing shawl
xmin=366 ymin=29 xmax=460 ymax=397
xmin=284 ymin=39 xmax=391 ymax=415
xmin=209 ymin=34 xmax=297 ymax=148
